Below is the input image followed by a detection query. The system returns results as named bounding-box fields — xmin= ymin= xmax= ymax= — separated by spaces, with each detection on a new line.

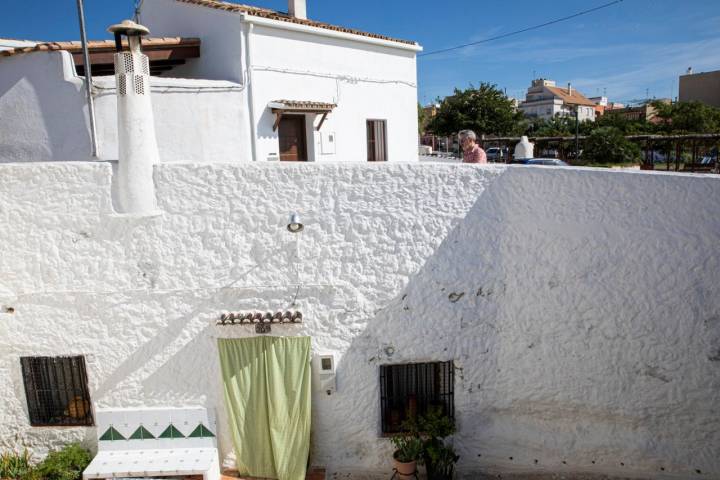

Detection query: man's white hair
xmin=458 ymin=129 xmax=477 ymax=142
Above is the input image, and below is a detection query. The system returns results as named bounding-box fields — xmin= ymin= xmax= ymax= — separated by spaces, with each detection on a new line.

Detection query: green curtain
xmin=218 ymin=336 xmax=311 ymax=480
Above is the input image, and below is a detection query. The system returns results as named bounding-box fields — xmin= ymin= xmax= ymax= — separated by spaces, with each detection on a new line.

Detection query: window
xmin=379 ymin=361 xmax=454 ymax=434
xmin=366 ymin=119 xmax=387 ymax=162
xmin=21 ymin=356 xmax=93 ymax=427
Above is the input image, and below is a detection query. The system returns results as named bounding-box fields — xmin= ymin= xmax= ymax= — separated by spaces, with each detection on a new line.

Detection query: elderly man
xmin=459 ymin=130 xmax=487 ymax=164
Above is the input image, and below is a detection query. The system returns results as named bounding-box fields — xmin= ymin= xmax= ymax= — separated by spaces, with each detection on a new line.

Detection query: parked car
xmin=485 ymin=147 xmax=507 ymax=162
xmin=512 ymin=158 xmax=568 ymax=166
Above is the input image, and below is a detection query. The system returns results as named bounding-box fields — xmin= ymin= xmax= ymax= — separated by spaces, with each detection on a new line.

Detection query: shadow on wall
xmin=35 ymin=164 xmax=719 ymax=478
xmin=332 ymin=167 xmax=720 ymax=478
xmin=0 ymin=51 xmax=93 ymax=162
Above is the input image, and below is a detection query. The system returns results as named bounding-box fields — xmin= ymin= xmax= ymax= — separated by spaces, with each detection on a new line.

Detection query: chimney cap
xmin=108 ymin=19 xmax=150 ymax=37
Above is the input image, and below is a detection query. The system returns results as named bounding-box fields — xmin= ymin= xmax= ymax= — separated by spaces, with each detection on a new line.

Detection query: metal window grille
xmin=20 ymin=356 xmax=94 ymax=427
xmin=379 ymin=361 xmax=454 ymax=434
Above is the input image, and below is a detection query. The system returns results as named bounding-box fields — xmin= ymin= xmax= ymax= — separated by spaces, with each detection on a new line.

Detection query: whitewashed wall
xmin=0 ymin=162 xmax=718 ymax=479
xmin=140 ymin=0 xmax=420 ymax=163
xmin=0 ymin=51 xmax=248 ymax=163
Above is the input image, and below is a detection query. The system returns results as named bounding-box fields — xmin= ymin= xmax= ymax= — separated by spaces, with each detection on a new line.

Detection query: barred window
xmin=20 ymin=356 xmax=93 ymax=427
xmin=379 ymin=361 xmax=454 ymax=434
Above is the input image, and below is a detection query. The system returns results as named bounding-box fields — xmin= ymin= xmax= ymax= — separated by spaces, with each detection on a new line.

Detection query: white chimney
xmin=567 ymin=82 xmax=573 ymax=95
xmin=108 ymin=20 xmax=159 ymax=214
xmin=288 ymin=0 xmax=307 ymax=19
xmin=686 ymin=67 xmax=693 ymax=75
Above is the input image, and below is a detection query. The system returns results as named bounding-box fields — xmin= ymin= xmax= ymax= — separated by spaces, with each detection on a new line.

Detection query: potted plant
xmin=425 ymin=444 xmax=459 ymax=480
xmin=417 ymin=406 xmax=459 ymax=480
xmin=391 ymin=433 xmax=423 ymax=478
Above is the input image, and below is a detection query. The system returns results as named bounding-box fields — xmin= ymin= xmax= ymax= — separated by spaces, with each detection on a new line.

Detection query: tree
xmin=581 ymin=127 xmax=641 ymax=165
xmin=417 ymin=103 xmax=426 ymax=134
xmin=428 ymin=83 xmax=523 ymax=136
xmin=667 ymin=101 xmax=720 ymax=133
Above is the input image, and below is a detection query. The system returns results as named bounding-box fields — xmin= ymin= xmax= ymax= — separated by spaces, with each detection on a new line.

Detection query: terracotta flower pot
xmin=393 ymin=455 xmax=417 ymax=478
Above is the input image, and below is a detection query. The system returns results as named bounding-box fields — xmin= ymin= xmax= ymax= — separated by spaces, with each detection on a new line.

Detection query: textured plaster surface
xmin=0 ymin=162 xmax=719 ymax=480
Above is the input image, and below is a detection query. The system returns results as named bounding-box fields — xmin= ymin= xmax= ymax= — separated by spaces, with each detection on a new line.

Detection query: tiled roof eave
xmin=0 ymin=37 xmax=200 ymax=58
xmin=173 ymin=0 xmax=417 ymax=46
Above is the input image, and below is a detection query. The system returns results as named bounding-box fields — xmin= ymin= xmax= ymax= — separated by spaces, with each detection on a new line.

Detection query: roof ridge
xmin=172 ymin=0 xmax=417 ymax=46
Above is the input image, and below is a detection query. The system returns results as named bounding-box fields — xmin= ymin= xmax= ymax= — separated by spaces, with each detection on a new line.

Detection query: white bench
xmin=83 ymin=407 xmax=220 ymax=480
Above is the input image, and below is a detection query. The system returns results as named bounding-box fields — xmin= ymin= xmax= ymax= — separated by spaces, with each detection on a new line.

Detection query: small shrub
xmin=0 ymin=449 xmax=32 ymax=479
xmin=32 ymin=444 xmax=91 ymax=480
xmin=580 ymin=126 xmax=641 ymax=165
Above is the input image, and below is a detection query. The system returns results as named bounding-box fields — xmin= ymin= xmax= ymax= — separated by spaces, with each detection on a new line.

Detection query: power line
xmin=419 ymin=0 xmax=623 ymax=58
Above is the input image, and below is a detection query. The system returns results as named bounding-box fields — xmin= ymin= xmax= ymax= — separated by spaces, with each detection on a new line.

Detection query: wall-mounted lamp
xmin=287 ymin=212 xmax=304 ymax=233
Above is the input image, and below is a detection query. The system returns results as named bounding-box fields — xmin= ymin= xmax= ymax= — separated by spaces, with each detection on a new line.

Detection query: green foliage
xmin=391 ymin=434 xmax=424 ymax=463
xmin=0 ymin=449 xmax=32 ymax=479
xmin=418 ymin=103 xmax=427 ymax=134
xmin=660 ymin=101 xmax=720 ymax=133
xmin=400 ymin=406 xmax=459 ymax=479
xmin=425 ymin=443 xmax=459 ymax=480
xmin=581 ymin=127 xmax=641 ymax=165
xmin=593 ymin=111 xmax=654 ymax=135
xmin=428 ymin=83 xmax=523 ymax=136
xmin=31 ymin=444 xmax=91 ymax=480
xmin=417 ymin=405 xmax=456 ymax=440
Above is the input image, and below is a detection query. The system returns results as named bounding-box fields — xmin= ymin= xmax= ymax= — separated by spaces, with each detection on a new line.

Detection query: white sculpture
xmin=110 ymin=20 xmax=159 ymax=214
xmin=514 ymin=135 xmax=534 ymax=161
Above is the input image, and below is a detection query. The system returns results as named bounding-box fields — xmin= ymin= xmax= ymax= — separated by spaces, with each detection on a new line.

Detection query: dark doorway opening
xmin=279 ymin=115 xmax=308 ymax=161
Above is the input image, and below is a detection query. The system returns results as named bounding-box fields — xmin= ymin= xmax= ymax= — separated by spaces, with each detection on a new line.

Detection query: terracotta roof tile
xmin=173 ymin=0 xmax=417 ymax=46
xmin=271 ymin=99 xmax=337 ymax=111
xmin=0 ymin=37 xmax=199 ymax=57
xmin=546 ymin=86 xmax=595 ymax=107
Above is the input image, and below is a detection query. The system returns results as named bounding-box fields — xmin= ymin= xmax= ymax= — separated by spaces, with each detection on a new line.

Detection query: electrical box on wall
xmin=314 ymin=354 xmax=336 ymax=395
xmin=320 ymin=132 xmax=336 ymax=155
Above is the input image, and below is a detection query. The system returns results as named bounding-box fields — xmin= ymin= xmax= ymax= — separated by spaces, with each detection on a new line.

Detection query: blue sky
xmin=2 ymin=0 xmax=719 ymax=104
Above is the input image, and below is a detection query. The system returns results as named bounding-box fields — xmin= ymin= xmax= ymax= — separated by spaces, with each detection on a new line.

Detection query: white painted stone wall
xmin=0 ymin=51 xmax=248 ymax=163
xmin=0 ymin=163 xmax=719 ymax=480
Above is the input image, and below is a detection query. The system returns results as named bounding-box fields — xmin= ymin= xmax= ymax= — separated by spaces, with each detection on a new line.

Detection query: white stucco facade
xmin=1 ymin=162 xmax=718 ymax=479
xmin=140 ymin=0 xmax=421 ymax=163
xmin=0 ymin=51 xmax=248 ymax=163
xmin=0 ymin=0 xmax=420 ymax=164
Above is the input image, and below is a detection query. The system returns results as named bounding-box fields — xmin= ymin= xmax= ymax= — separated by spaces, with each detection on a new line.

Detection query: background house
xmin=519 ymin=78 xmax=596 ymax=122
xmin=679 ymin=68 xmax=720 ymax=108
xmin=0 ymin=0 xmax=421 ymax=164
xmin=606 ymin=99 xmax=671 ymax=124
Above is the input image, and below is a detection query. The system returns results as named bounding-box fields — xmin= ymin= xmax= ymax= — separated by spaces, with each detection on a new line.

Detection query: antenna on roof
xmin=76 ymin=0 xmax=99 ymax=158
xmin=134 ymin=0 xmax=145 ymax=22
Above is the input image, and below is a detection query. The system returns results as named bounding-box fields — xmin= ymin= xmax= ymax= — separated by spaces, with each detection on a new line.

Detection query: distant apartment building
xmin=606 ymin=99 xmax=671 ymax=124
xmin=589 ymin=96 xmax=608 ymax=117
xmin=679 ymin=68 xmax=720 ymax=108
xmin=519 ymin=79 xmax=596 ymax=122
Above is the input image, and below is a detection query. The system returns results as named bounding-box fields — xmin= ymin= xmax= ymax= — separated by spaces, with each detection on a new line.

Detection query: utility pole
xmin=76 ymin=0 xmax=99 ymax=158
xmin=575 ymin=106 xmax=580 ymax=161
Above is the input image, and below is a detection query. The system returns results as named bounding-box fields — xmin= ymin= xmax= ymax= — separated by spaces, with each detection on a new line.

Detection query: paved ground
xmin=327 ymin=472 xmax=646 ymax=480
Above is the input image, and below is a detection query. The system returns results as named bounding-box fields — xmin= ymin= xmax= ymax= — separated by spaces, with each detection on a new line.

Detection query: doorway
xmin=279 ymin=115 xmax=308 ymax=161
xmin=218 ymin=336 xmax=311 ymax=480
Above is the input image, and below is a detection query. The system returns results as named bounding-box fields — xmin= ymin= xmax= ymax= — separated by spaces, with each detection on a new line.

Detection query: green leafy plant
xmin=391 ymin=434 xmax=424 ymax=463
xmin=412 ymin=406 xmax=459 ymax=480
xmin=31 ymin=444 xmax=91 ymax=480
xmin=0 ymin=449 xmax=32 ymax=479
xmin=580 ymin=126 xmax=642 ymax=165
xmin=426 ymin=444 xmax=460 ymax=480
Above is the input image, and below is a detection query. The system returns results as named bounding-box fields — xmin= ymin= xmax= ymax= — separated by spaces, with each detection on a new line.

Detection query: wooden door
xmin=279 ymin=115 xmax=307 ymax=162
xmin=367 ymin=119 xmax=387 ymax=162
